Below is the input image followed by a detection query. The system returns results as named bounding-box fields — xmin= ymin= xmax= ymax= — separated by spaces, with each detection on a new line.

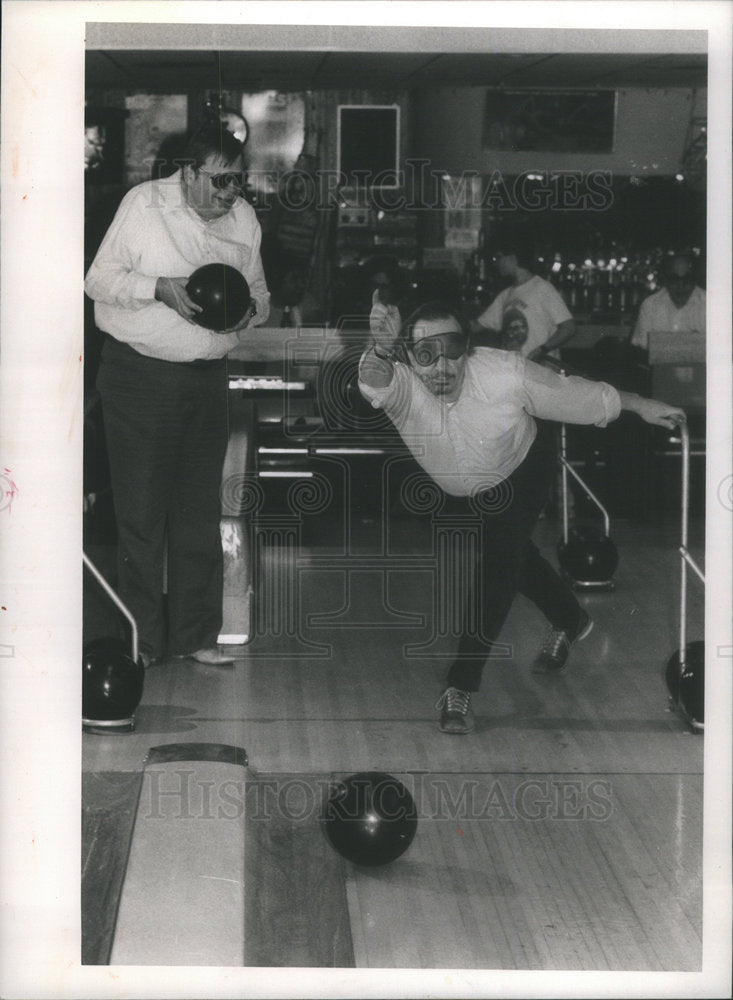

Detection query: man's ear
xmin=181 ymin=163 xmax=196 ymax=183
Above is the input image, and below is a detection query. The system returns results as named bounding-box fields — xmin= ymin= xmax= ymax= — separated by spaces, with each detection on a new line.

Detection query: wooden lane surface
xmin=82 ymin=771 xmax=144 ymax=964
xmin=81 ymin=522 xmax=704 ymax=970
xmin=83 ymin=528 xmax=704 ymax=778
xmin=341 ymin=771 xmax=701 ymax=970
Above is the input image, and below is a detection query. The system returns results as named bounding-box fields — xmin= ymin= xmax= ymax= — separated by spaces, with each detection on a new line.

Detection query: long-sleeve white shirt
xmin=84 ymin=171 xmax=270 ymax=362
xmin=358 ymin=347 xmax=620 ymax=496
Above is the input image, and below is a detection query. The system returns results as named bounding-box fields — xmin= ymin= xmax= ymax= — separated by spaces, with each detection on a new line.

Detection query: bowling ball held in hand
xmin=186 ymin=263 xmax=252 ymax=331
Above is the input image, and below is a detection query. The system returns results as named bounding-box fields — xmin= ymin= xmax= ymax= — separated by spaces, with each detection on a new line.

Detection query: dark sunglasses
xmin=409 ymin=332 xmax=468 ymax=367
xmin=198 ymin=169 xmax=247 ymax=191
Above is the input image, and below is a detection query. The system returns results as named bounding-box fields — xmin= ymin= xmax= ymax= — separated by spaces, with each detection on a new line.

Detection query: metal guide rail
xmin=676 ymin=420 xmax=706 ymax=731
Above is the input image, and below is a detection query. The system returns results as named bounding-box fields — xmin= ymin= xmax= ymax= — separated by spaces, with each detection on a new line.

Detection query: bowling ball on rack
xmin=186 ymin=263 xmax=251 ymax=331
xmin=83 ymin=635 xmax=129 ymax=659
xmin=558 ymin=524 xmax=619 ymax=584
xmin=665 ymin=641 xmax=704 ymax=727
xmin=83 ymin=635 xmax=147 ymax=670
xmin=323 ymin=771 xmax=418 ymax=867
xmin=82 ymin=638 xmax=145 ymax=727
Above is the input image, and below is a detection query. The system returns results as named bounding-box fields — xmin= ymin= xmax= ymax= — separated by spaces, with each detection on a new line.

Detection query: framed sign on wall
xmin=483 ymin=90 xmax=616 ymax=153
xmin=337 ymin=105 xmax=400 ymax=188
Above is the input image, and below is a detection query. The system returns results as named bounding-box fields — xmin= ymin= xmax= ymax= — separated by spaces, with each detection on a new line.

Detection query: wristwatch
xmin=373 ymin=344 xmax=400 ymax=362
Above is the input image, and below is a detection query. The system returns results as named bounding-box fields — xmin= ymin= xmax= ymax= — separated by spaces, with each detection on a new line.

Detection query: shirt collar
xmin=158 ymin=170 xmax=240 ymax=229
xmin=157 ymin=170 xmax=186 ymax=215
xmin=663 ymin=285 xmax=700 ymax=308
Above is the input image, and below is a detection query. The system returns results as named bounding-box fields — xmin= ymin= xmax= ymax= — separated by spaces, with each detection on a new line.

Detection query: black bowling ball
xmin=82 ymin=641 xmax=144 ymax=725
xmin=84 ymin=635 xmax=147 ymax=670
xmin=665 ymin=641 xmax=704 ymax=725
xmin=324 ymin=771 xmax=418 ymax=867
xmin=83 ymin=636 xmax=129 ymax=659
xmin=558 ymin=524 xmax=619 ymax=584
xmin=186 ymin=263 xmax=251 ymax=331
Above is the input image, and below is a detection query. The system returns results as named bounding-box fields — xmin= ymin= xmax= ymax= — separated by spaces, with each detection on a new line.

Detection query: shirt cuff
xmin=132 ymin=273 xmax=160 ymax=302
xmin=599 ymin=383 xmax=622 ymax=425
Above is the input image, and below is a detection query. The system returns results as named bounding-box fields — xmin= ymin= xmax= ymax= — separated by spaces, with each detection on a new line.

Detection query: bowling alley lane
xmin=82 ymin=520 xmax=704 ymax=969
xmin=341 ymin=771 xmax=701 ymax=970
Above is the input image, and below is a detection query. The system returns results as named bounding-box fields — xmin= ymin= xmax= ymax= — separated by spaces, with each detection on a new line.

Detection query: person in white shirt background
xmin=472 ymin=231 xmax=576 ymax=361
xmin=630 ymin=251 xmax=706 ymax=352
xmin=360 ymin=300 xmax=685 ymax=735
xmin=85 ymin=123 xmax=269 ymax=668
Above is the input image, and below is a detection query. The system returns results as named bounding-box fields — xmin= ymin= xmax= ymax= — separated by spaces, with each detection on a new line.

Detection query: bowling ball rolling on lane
xmin=323 ymin=771 xmax=418 ymax=867
xmin=186 ymin=263 xmax=251 ymax=331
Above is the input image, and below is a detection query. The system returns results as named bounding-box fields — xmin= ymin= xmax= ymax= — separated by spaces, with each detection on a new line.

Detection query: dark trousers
xmin=96 ymin=338 xmax=228 ymax=660
xmin=445 ymin=422 xmax=582 ymax=692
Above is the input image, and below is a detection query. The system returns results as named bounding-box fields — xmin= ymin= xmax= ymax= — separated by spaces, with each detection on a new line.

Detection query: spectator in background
xmin=630 ymin=252 xmax=706 ymax=352
xmin=472 ymin=232 xmax=575 ymax=361
xmin=261 ymin=239 xmax=321 ymax=327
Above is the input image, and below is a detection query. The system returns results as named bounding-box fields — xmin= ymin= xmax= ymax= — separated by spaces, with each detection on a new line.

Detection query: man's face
xmin=666 ymin=258 xmax=696 ymax=308
xmin=494 ymin=252 xmax=518 ymax=279
xmin=408 ymin=316 xmax=468 ymax=402
xmin=182 ymin=153 xmax=245 ymax=222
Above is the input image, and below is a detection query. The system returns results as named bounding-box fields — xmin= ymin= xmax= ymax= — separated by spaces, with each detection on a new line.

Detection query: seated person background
xmin=630 ymin=251 xmax=706 ymax=353
xmin=261 ymin=238 xmax=321 ymax=327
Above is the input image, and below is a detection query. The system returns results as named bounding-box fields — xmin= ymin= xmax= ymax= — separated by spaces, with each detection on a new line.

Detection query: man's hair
xmin=399 ymin=300 xmax=472 ymax=348
xmin=663 ymin=251 xmax=697 ymax=283
xmin=495 ymin=229 xmax=537 ymax=271
xmin=181 ymin=122 xmax=245 ymax=171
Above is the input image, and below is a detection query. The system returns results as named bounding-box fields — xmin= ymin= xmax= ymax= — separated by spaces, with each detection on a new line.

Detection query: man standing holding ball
xmin=85 ymin=123 xmax=269 ymax=667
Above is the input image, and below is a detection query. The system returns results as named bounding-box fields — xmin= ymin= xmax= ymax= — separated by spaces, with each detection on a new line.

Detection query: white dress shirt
xmin=85 ymin=171 xmax=270 ymax=362
xmin=359 ymin=347 xmax=620 ymax=496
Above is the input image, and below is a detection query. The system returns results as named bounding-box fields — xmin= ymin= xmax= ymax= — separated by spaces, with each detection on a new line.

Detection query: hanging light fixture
xmin=204 ymin=96 xmax=249 ymax=144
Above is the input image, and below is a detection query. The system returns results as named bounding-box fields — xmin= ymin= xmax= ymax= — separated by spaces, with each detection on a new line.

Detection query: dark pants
xmin=96 ymin=337 xmax=228 ymax=660
xmin=445 ymin=422 xmax=582 ymax=692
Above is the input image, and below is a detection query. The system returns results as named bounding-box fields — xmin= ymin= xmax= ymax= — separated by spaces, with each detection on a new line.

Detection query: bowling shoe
xmin=435 ymin=686 xmax=474 ymax=734
xmin=531 ymin=609 xmax=593 ymax=674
